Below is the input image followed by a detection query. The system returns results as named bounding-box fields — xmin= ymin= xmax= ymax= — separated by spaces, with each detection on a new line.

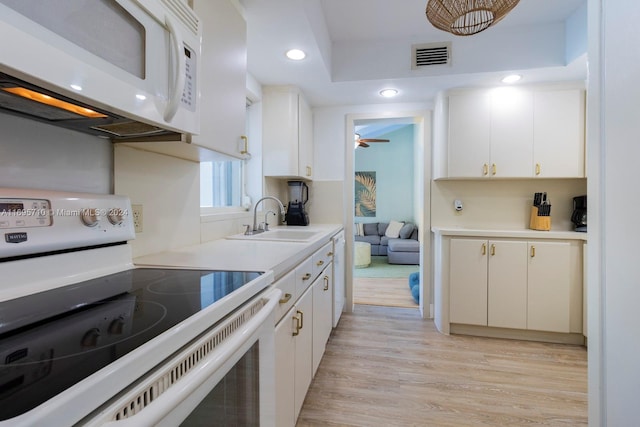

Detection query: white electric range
xmin=0 ymin=188 xmax=279 ymax=426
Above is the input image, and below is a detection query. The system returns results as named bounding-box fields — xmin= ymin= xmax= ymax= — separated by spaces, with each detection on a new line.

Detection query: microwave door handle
xmin=164 ymin=15 xmax=186 ymax=123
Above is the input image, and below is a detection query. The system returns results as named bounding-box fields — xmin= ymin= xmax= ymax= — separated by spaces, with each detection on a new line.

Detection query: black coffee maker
xmin=285 ymin=181 xmax=309 ymax=226
xmin=571 ymin=195 xmax=587 ymax=232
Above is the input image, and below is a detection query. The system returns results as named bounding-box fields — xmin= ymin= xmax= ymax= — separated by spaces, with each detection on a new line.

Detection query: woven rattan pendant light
xmin=426 ymin=0 xmax=520 ymax=36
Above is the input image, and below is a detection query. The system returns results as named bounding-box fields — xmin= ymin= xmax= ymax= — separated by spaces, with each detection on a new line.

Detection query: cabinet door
xmin=448 ymin=93 xmax=491 ymax=178
xmin=191 ymin=0 xmax=246 ymax=157
xmin=527 ymin=241 xmax=571 ymax=332
xmin=450 ymin=238 xmax=488 ymax=325
xmin=294 ymin=286 xmax=313 ymax=420
xmin=490 ymin=89 xmax=533 ymax=177
xmin=533 ymin=89 xmax=585 ymax=178
xmin=263 ymin=88 xmax=300 ymax=176
xmin=487 ymin=240 xmax=528 ymax=329
xmin=275 ymin=307 xmax=297 ymax=427
xmin=298 ymin=94 xmax=313 ymax=178
xmin=312 ymin=265 xmax=333 ymax=375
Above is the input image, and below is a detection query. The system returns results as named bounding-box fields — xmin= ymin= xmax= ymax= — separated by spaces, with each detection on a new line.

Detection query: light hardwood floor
xmin=296 ymin=305 xmax=587 ymax=426
xmin=353 ymin=277 xmax=418 ymax=308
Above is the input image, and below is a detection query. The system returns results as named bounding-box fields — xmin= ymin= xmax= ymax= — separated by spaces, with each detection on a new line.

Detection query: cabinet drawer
xmin=273 ymin=270 xmax=295 ymax=325
xmin=312 ymin=242 xmax=333 ymax=279
xmin=295 ymin=257 xmax=314 ymax=299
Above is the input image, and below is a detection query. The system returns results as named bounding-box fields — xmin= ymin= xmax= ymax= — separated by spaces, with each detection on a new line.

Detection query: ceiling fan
xmin=354 ymin=133 xmax=389 ymax=148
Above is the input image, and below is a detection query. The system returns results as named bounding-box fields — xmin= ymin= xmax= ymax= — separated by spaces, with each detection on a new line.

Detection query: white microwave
xmin=0 ymin=0 xmax=201 ymax=138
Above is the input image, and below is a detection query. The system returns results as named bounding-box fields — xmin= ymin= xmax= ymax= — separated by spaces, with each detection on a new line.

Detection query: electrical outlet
xmin=132 ymin=204 xmax=143 ymax=233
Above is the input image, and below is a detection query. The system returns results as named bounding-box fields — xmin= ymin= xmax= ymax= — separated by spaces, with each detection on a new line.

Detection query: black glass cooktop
xmin=0 ymin=268 xmax=262 ymax=421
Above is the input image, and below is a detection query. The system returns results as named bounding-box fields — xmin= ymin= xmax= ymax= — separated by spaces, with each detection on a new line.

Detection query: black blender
xmin=285 ymin=181 xmax=309 ymax=226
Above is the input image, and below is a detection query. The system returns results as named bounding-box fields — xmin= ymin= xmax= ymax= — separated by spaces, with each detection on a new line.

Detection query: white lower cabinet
xmin=487 ymin=240 xmax=528 ymax=329
xmin=312 ymin=264 xmax=333 ymax=375
xmin=275 ymin=286 xmax=312 ymax=427
xmin=450 ymin=238 xmax=573 ymax=333
xmin=527 ymin=241 xmax=571 ymax=333
xmin=274 ymin=243 xmax=336 ymax=427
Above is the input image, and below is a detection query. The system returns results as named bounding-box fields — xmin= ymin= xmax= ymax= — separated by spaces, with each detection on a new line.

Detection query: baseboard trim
xmin=450 ymin=323 xmax=586 ymax=345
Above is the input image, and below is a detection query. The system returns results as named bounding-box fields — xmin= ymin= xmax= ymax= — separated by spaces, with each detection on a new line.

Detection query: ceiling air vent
xmin=411 ymin=42 xmax=451 ymax=69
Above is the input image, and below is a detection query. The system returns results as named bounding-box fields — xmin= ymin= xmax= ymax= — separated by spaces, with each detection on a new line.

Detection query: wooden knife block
xmin=530 ymin=206 xmax=551 ymax=231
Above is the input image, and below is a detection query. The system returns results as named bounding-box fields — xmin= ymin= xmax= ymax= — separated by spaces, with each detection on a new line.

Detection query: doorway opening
xmin=353 ymin=118 xmax=419 ymax=308
xmin=344 ymin=111 xmax=431 ymax=318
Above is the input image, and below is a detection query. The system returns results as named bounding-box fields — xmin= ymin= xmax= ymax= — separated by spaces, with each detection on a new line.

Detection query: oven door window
xmin=181 ymin=342 xmax=259 ymax=426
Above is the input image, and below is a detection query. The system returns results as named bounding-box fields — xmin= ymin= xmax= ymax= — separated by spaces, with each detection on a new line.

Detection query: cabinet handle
xmin=297 ymin=310 xmax=304 ymax=330
xmin=531 ymin=246 xmax=536 ymax=258
xmin=302 ymin=273 xmax=311 ymax=280
xmin=279 ymin=293 xmax=292 ymax=304
xmin=327 ymin=251 xmax=333 ymax=257
xmin=481 ymin=243 xmax=487 ymax=255
xmin=292 ymin=313 xmax=300 ymax=336
xmin=240 ymin=135 xmax=249 ymax=155
xmin=490 ymin=244 xmax=496 ymax=256
xmin=535 ymin=163 xmax=541 ymax=176
xmin=323 ymin=275 xmax=329 ymax=291
xmin=492 ymin=163 xmax=497 ymax=176
xmin=483 ymin=163 xmax=489 ymax=176
xmin=316 ymin=260 xmax=324 ymax=267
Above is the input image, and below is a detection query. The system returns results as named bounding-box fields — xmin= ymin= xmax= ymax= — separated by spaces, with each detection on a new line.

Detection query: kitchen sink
xmin=226 ymin=229 xmax=321 ymax=242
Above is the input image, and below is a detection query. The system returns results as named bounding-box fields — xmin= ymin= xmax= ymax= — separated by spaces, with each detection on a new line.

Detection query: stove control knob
xmin=108 ymin=316 xmax=125 ymax=335
xmin=81 ymin=328 xmax=101 ymax=348
xmin=107 ymin=208 xmax=125 ymax=226
xmin=81 ymin=208 xmax=100 ymax=227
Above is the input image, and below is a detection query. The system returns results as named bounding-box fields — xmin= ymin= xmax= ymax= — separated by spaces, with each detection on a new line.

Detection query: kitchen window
xmin=200 ymin=152 xmax=243 ymax=210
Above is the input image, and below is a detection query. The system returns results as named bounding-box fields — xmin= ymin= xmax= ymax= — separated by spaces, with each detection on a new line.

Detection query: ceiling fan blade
xmin=358 ymin=141 xmax=370 ymax=148
xmin=358 ymin=138 xmax=390 ymax=143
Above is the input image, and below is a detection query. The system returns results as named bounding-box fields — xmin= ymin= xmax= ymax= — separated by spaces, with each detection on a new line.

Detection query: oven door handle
xmin=100 ymin=287 xmax=281 ymax=427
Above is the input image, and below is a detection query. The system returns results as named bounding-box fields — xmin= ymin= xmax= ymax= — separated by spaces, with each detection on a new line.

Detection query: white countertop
xmin=133 ymin=224 xmax=343 ymax=281
xmin=432 ymin=226 xmax=588 ymax=241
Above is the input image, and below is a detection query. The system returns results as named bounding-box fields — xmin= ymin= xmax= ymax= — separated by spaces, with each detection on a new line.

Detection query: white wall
xmin=114 ymin=146 xmax=201 ymax=257
xmin=311 ymin=102 xmax=430 ymax=226
xmin=588 ymin=0 xmax=640 ymax=424
xmin=0 ymin=113 xmax=112 ymax=193
xmin=354 ymin=125 xmax=415 ymax=223
xmin=432 ymin=179 xmax=587 ymax=231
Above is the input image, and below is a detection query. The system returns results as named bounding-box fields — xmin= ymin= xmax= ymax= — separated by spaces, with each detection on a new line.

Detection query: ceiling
xmin=239 ymin=0 xmax=588 ymax=107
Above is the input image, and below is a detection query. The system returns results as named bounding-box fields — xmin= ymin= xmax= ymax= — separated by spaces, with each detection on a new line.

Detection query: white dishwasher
xmin=332 ymin=230 xmax=346 ymax=327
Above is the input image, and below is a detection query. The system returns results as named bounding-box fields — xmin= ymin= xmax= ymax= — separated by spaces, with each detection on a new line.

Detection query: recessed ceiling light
xmin=501 ymin=74 xmax=522 ymax=84
xmin=285 ymin=49 xmax=306 ymax=60
xmin=70 ymin=84 xmax=82 ymax=91
xmin=379 ymin=89 xmax=398 ymax=98
xmin=135 ymin=94 xmax=147 ymax=101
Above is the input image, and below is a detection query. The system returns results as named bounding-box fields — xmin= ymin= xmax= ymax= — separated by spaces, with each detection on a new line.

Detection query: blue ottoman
xmin=408 ymin=272 xmax=420 ymax=303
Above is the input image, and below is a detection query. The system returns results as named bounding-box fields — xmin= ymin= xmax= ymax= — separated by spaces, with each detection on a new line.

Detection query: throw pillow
xmin=355 ymin=223 xmax=364 ymax=236
xmin=385 ymin=220 xmax=404 ymax=238
xmin=363 ymin=223 xmax=378 ymax=236
xmin=399 ymin=223 xmax=415 ymax=239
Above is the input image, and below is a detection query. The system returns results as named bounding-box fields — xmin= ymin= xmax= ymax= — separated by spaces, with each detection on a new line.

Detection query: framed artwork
xmin=355 ymin=171 xmax=376 ymax=217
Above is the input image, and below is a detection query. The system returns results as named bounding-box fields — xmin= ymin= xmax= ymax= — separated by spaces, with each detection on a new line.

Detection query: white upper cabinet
xmin=263 ymin=86 xmax=313 ymax=180
xmin=533 ymin=89 xmax=585 ymax=178
xmin=448 ymin=93 xmax=491 ymax=178
xmin=435 ymin=84 xmax=585 ymax=179
xmin=191 ymin=0 xmax=247 ymax=158
xmin=490 ymin=89 xmax=534 ymax=178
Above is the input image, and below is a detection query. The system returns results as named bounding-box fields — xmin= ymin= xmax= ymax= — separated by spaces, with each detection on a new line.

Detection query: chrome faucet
xmin=264 ymin=210 xmax=276 ymax=231
xmin=246 ymin=196 xmax=285 ymax=234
